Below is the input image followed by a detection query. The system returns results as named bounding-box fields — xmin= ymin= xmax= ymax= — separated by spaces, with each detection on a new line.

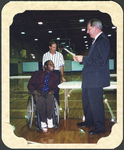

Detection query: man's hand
xmin=73 ymin=55 xmax=83 ymax=62
xmin=73 ymin=56 xmax=77 ymax=62
xmin=60 ymin=66 xmax=66 ymax=82
xmin=48 ymin=91 xmax=54 ymax=97
xmin=33 ymin=90 xmax=40 ymax=101
xmin=62 ymin=76 xmax=66 ymax=82
xmin=34 ymin=90 xmax=40 ymax=95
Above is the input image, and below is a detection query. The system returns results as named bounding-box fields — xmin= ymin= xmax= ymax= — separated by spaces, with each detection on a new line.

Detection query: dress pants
xmin=82 ymin=88 xmax=105 ymax=131
xmin=36 ymin=91 xmax=55 ymax=123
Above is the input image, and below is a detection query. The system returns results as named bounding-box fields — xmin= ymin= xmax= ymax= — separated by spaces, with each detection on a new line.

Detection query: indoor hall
xmin=10 ymin=72 xmax=116 ymax=144
xmin=9 ymin=10 xmax=117 ymax=144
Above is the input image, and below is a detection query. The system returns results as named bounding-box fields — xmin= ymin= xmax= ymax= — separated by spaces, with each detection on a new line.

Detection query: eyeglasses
xmin=48 ymin=63 xmax=54 ymax=66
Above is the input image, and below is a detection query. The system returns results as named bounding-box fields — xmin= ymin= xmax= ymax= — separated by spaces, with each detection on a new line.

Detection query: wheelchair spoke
xmin=26 ymin=95 xmax=34 ymax=128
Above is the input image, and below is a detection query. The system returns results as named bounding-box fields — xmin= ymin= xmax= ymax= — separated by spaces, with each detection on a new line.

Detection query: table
xmin=58 ymin=81 xmax=117 ymax=120
xmin=10 ymin=76 xmax=31 ymax=93
xmin=10 ymin=76 xmax=31 ymax=79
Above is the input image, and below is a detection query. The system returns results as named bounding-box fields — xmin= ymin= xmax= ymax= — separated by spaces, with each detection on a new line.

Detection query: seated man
xmin=27 ymin=60 xmax=59 ymax=132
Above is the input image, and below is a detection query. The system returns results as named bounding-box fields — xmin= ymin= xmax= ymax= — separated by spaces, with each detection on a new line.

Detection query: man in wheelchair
xmin=27 ymin=60 xmax=59 ymax=132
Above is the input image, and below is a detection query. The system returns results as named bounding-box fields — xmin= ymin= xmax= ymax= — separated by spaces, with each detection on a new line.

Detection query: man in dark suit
xmin=73 ymin=19 xmax=110 ymax=135
xmin=27 ymin=60 xmax=59 ymax=132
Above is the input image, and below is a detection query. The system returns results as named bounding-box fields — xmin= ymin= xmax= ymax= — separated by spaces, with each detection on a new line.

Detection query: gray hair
xmin=88 ymin=19 xmax=103 ymax=30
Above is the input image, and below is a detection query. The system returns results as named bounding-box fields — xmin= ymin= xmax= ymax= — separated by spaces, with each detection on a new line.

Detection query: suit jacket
xmin=27 ymin=71 xmax=59 ymax=94
xmin=81 ymin=33 xmax=110 ymax=88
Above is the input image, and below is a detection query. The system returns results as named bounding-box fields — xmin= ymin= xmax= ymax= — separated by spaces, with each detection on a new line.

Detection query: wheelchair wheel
xmin=35 ymin=109 xmax=41 ymax=132
xmin=53 ymin=98 xmax=60 ymax=129
xmin=26 ymin=95 xmax=34 ymax=128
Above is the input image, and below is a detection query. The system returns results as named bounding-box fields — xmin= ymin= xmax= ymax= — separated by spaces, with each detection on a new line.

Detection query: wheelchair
xmin=26 ymin=94 xmax=60 ymax=131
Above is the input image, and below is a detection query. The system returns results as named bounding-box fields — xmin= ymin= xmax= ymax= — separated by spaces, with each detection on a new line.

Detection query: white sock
xmin=47 ymin=118 xmax=54 ymax=128
xmin=41 ymin=121 xmax=47 ymax=128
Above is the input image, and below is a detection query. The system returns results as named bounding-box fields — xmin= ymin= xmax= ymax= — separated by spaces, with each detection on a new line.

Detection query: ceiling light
xmin=81 ymin=28 xmax=86 ymax=31
xmin=112 ymin=26 xmax=116 ymax=29
xmin=85 ymin=44 xmax=88 ymax=47
xmin=48 ymin=31 xmax=52 ymax=33
xmin=83 ymin=36 xmax=87 ymax=38
xmin=57 ymin=38 xmax=60 ymax=40
xmin=38 ymin=21 xmax=43 ymax=25
xmin=85 ymin=41 xmax=88 ymax=43
xmin=108 ymin=34 xmax=111 ymax=37
xmin=79 ymin=19 xmax=84 ymax=22
xmin=34 ymin=39 xmax=38 ymax=41
xmin=21 ymin=32 xmax=25 ymax=34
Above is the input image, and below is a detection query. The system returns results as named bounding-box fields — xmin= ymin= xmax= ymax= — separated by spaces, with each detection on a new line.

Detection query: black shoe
xmin=89 ymin=128 xmax=105 ymax=135
xmin=77 ymin=122 xmax=94 ymax=127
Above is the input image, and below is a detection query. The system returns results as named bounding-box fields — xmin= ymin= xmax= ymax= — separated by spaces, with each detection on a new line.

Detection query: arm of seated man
xmin=33 ymin=90 xmax=41 ymax=101
xmin=48 ymin=91 xmax=54 ymax=97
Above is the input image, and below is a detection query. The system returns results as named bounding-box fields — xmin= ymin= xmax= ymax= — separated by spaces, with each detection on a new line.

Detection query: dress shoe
xmin=89 ymin=128 xmax=105 ymax=135
xmin=77 ymin=122 xmax=94 ymax=127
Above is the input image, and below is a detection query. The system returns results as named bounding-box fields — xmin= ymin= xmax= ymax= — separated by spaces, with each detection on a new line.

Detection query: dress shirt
xmin=93 ymin=32 xmax=103 ymax=44
xmin=42 ymin=51 xmax=64 ymax=70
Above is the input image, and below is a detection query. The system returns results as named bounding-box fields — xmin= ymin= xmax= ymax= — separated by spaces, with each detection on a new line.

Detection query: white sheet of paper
xmin=64 ymin=48 xmax=76 ymax=56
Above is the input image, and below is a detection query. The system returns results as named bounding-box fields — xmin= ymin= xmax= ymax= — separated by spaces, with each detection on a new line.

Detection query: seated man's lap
xmin=36 ymin=92 xmax=55 ymax=110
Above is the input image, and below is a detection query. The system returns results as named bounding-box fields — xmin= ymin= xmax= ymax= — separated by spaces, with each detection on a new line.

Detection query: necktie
xmin=42 ymin=72 xmax=50 ymax=92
